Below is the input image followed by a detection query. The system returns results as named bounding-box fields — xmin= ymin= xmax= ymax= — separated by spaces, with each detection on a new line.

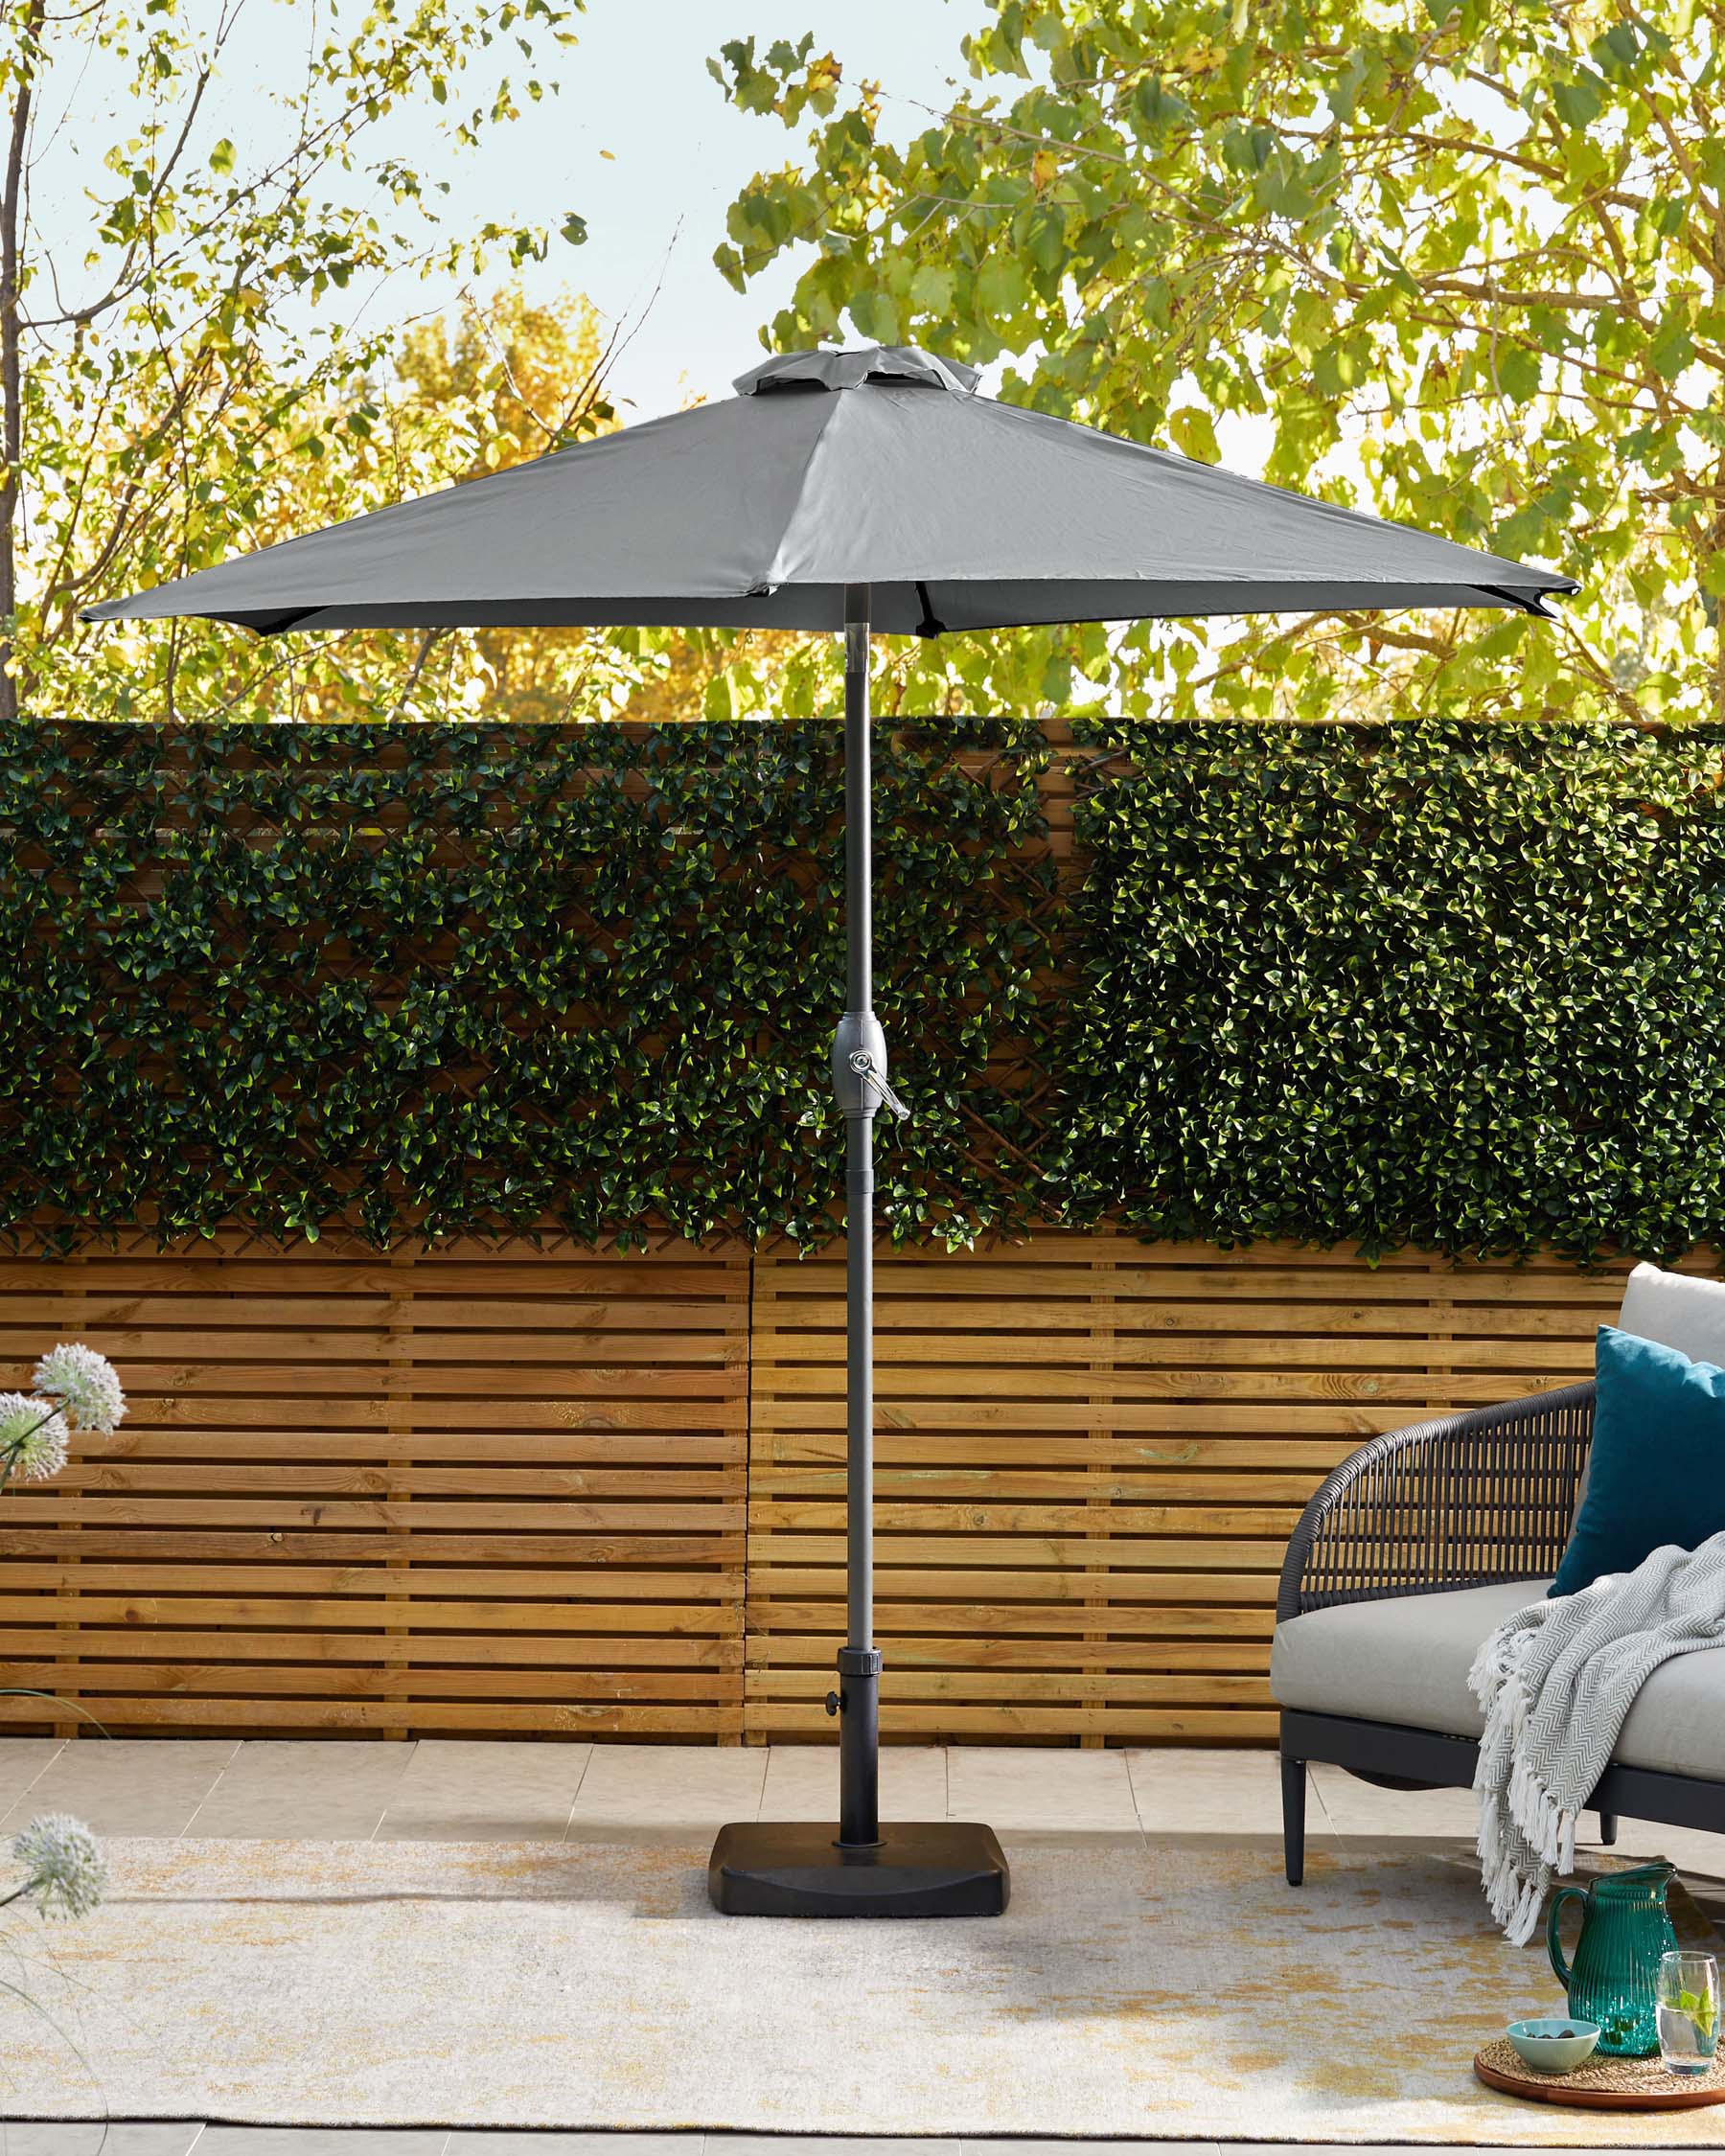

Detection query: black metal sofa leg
xmin=1281 ymin=1754 xmax=1306 ymax=1885
xmin=1598 ymin=1811 xmax=1619 ymax=1846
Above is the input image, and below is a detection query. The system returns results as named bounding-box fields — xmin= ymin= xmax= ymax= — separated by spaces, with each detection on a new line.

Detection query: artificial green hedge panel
xmin=1063 ymin=720 xmax=1725 ymax=1263
xmin=0 ymin=722 xmax=1058 ymax=1251
xmin=10 ymin=718 xmax=1725 ymax=1262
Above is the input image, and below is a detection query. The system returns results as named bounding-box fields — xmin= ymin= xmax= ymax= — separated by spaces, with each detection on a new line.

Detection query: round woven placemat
xmin=1475 ymin=2037 xmax=1725 ymax=2111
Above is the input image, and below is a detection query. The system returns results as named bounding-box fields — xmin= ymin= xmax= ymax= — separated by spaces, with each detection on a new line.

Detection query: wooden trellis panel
xmin=0 ymin=1233 xmax=749 ymax=1738
xmin=744 ymin=1234 xmax=1641 ymax=1746
xmin=0 ymin=1227 xmax=1684 ymax=1745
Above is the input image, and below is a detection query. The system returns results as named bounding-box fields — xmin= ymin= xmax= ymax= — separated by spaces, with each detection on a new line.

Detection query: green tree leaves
xmin=709 ymin=0 xmax=1725 ymax=728
xmin=11 ymin=0 xmax=586 ymax=725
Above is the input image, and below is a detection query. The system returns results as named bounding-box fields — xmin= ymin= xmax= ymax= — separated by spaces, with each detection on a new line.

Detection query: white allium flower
xmin=12 ymin=1815 xmax=107 ymax=1920
xmin=0 ymin=1394 xmax=68 ymax=1481
xmin=33 ymin=1343 xmax=126 ymax=1435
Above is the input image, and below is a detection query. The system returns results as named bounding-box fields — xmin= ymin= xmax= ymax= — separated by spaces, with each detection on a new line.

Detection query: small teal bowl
xmin=1506 ymin=2018 xmax=1601 ymax=2074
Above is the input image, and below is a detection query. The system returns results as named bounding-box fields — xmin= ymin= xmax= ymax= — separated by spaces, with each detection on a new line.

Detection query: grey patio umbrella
xmin=84 ymin=343 xmax=1576 ymax=1917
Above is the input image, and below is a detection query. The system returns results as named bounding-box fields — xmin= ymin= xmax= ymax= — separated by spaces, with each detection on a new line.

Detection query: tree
xmin=298 ymin=284 xmax=646 ymax=724
xmin=711 ymin=4 xmax=1723 ymax=724
xmin=6 ymin=0 xmax=588 ymax=723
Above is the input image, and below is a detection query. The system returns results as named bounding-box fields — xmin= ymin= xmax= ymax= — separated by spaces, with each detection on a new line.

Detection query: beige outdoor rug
xmin=0 ymin=1833 xmax=1720 ymax=2141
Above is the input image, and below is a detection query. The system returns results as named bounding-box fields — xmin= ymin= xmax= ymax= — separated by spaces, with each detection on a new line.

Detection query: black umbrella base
xmin=707 ymin=1820 xmax=1009 ymax=1916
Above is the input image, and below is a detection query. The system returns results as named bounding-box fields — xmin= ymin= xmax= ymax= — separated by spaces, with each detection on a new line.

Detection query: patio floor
xmin=0 ymin=1739 xmax=1717 ymax=2155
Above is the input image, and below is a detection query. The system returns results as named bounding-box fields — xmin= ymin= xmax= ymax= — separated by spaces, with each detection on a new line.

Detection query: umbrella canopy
xmin=83 ymin=344 xmax=1574 ymax=635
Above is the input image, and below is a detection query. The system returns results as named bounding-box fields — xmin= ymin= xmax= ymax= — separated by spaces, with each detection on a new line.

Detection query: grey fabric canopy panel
xmin=84 ymin=344 xmax=1575 ymax=636
xmin=82 ymin=343 xmax=1576 ymax=1923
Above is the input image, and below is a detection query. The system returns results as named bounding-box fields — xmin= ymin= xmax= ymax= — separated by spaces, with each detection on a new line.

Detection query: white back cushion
xmin=1617 ymin=1261 xmax=1725 ymax=1366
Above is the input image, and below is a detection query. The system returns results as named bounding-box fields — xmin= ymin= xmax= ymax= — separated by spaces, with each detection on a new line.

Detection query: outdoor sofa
xmin=1272 ymin=1262 xmax=1725 ymax=1884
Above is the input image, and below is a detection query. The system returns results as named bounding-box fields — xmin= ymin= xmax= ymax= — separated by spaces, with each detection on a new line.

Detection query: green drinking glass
xmin=1547 ymin=1861 xmax=1679 ymax=2058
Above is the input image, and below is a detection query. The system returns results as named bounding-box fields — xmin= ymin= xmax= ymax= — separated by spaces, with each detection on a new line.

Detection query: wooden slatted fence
xmin=0 ymin=1228 xmax=1660 ymax=1743
xmin=746 ymin=1235 xmax=1639 ymax=1746
xmin=0 ymin=1234 xmax=750 ymax=1738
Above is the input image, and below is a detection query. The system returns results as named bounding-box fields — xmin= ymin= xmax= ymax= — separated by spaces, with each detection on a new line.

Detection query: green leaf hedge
xmin=1064 ymin=720 xmax=1725 ymax=1262
xmin=0 ymin=721 xmax=1057 ymax=1251
xmin=7 ymin=717 xmax=1725 ymax=1263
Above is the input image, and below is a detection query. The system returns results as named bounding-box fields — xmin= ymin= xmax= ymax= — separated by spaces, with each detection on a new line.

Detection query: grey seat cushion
xmin=1271 ymin=1578 xmax=1725 ymax=1781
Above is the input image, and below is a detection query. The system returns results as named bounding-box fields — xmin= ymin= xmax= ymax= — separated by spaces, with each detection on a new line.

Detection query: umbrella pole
xmin=703 ymin=585 xmax=1007 ymax=1916
xmin=837 ymin=581 xmax=883 ymax=1848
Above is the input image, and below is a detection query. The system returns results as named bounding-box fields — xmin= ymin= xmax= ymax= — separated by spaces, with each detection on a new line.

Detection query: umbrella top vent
xmin=733 ymin=346 xmax=980 ymax=398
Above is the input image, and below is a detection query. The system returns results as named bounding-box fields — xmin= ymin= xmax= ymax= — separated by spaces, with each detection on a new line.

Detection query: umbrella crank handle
xmin=833 ymin=1012 xmax=908 ymax=1121
xmin=847 ymin=1048 xmax=909 ymax=1122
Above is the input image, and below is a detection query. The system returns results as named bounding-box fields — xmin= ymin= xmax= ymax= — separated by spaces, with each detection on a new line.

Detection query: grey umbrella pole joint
xmin=706 ymin=586 xmax=1008 ymax=1915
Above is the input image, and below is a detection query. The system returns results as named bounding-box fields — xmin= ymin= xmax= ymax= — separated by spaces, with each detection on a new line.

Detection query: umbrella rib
xmin=1475 ymin=583 xmax=1561 ymax=619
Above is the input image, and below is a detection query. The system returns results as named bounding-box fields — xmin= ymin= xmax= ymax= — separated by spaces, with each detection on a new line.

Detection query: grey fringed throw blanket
xmin=1469 ymin=1531 xmax=1725 ymax=1944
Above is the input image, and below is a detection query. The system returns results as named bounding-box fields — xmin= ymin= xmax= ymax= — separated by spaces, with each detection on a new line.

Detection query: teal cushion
xmin=1551 ymin=1324 xmax=1725 ymax=1596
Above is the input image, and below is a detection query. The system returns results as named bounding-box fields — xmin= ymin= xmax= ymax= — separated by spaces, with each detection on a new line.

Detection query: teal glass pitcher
xmin=1547 ymin=1861 xmax=1678 ymax=2056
